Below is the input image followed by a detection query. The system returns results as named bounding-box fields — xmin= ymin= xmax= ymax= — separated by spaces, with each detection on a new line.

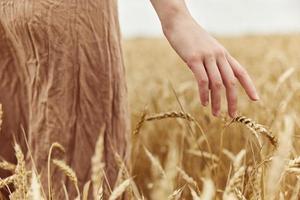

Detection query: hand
xmin=162 ymin=13 xmax=259 ymax=118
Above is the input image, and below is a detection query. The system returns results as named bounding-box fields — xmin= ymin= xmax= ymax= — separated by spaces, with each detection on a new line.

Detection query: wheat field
xmin=0 ymin=35 xmax=300 ymax=199
xmin=125 ymin=35 xmax=300 ymax=200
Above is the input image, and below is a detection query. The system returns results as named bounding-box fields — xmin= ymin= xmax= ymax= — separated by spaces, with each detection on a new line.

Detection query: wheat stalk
xmin=189 ymin=186 xmax=201 ymax=200
xmin=144 ymin=146 xmax=166 ymax=178
xmin=275 ymin=67 xmax=295 ymax=92
xmin=176 ymin=167 xmax=197 ymax=187
xmin=82 ymin=181 xmax=91 ymax=200
xmin=61 ymin=182 xmax=70 ymax=200
xmin=266 ymin=115 xmax=294 ymax=199
xmin=187 ymin=150 xmax=219 ymax=163
xmin=47 ymin=142 xmax=65 ymax=200
xmin=92 ymin=125 xmax=106 ymax=199
xmin=108 ymin=178 xmax=131 ymax=200
xmin=0 ymin=175 xmax=16 ymax=189
xmin=167 ymin=185 xmax=185 ymax=200
xmin=200 ymin=178 xmax=215 ymax=200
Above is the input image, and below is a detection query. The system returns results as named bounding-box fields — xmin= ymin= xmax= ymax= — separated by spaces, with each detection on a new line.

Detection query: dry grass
xmin=0 ymin=34 xmax=300 ymax=199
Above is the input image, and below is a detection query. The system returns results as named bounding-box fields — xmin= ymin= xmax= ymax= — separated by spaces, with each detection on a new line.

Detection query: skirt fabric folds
xmin=0 ymin=0 xmax=129 ymax=198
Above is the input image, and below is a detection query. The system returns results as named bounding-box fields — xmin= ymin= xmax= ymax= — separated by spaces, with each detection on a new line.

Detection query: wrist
xmin=159 ymin=4 xmax=192 ymax=35
xmin=162 ymin=11 xmax=192 ymax=38
xmin=156 ymin=2 xmax=191 ymax=34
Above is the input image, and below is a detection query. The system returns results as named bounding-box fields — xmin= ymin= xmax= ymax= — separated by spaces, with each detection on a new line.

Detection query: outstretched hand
xmin=150 ymin=1 xmax=259 ymax=118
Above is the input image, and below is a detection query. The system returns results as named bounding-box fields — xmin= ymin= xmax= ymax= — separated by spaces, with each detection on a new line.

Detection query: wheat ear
xmin=286 ymin=156 xmax=300 ymax=174
xmin=109 ymin=178 xmax=131 ymax=200
xmin=232 ymin=116 xmax=278 ymax=147
xmin=27 ymin=171 xmax=43 ymax=200
xmin=168 ymin=185 xmax=185 ymax=200
xmin=187 ymin=150 xmax=219 ymax=163
xmin=223 ymin=166 xmax=245 ymax=198
xmin=52 ymin=159 xmax=80 ymax=198
xmin=14 ymin=143 xmax=28 ymax=199
xmin=176 ymin=167 xmax=197 ymax=187
xmin=0 ymin=175 xmax=16 ymax=189
xmin=0 ymin=160 xmax=16 ymax=172
xmin=133 ymin=111 xmax=195 ymax=135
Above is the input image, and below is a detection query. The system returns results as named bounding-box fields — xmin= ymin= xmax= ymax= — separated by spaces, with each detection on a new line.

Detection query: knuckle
xmin=226 ymin=79 xmax=236 ymax=88
xmin=212 ymin=81 xmax=223 ymax=90
xmin=214 ymin=48 xmax=225 ymax=58
xmin=236 ymin=68 xmax=247 ymax=78
xmin=203 ymin=52 xmax=215 ymax=60
xmin=186 ymin=53 xmax=202 ymax=67
xmin=198 ymin=78 xmax=209 ymax=87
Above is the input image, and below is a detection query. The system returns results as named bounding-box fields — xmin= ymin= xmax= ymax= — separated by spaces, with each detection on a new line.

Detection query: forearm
xmin=150 ymin=0 xmax=192 ymax=32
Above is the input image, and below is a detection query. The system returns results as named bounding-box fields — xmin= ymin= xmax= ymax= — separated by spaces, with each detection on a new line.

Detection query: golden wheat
xmin=91 ymin=125 xmax=106 ymax=199
xmin=232 ymin=116 xmax=278 ymax=147
xmin=200 ymin=178 xmax=215 ymax=200
xmin=189 ymin=186 xmax=201 ymax=200
xmin=176 ymin=167 xmax=197 ymax=187
xmin=108 ymin=178 xmax=131 ymax=200
xmin=143 ymin=146 xmax=166 ymax=178
xmin=0 ymin=160 xmax=16 ymax=172
xmin=52 ymin=159 xmax=80 ymax=198
xmin=167 ymin=185 xmax=184 ymax=200
xmin=133 ymin=111 xmax=195 ymax=135
xmin=14 ymin=143 xmax=28 ymax=199
xmin=28 ymin=171 xmax=43 ymax=200
xmin=0 ymin=35 xmax=299 ymax=199
xmin=47 ymin=142 xmax=65 ymax=200
xmin=223 ymin=166 xmax=246 ymax=199
xmin=0 ymin=174 xmax=16 ymax=189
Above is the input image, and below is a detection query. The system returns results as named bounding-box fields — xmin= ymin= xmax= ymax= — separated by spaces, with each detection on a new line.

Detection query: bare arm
xmin=150 ymin=0 xmax=259 ymax=118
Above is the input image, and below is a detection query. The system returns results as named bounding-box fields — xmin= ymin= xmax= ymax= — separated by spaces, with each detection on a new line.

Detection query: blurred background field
xmin=123 ymin=34 xmax=300 ymax=199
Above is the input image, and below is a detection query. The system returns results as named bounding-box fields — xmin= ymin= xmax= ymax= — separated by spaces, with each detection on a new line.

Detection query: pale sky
xmin=119 ymin=0 xmax=300 ymax=38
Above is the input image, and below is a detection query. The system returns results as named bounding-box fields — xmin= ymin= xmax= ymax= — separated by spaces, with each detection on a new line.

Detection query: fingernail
xmin=254 ymin=93 xmax=260 ymax=100
xmin=213 ymin=110 xmax=220 ymax=117
xmin=203 ymin=100 xmax=209 ymax=106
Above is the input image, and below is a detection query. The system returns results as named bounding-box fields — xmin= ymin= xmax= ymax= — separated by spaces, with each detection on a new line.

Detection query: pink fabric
xmin=0 ymin=0 xmax=129 ymax=198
